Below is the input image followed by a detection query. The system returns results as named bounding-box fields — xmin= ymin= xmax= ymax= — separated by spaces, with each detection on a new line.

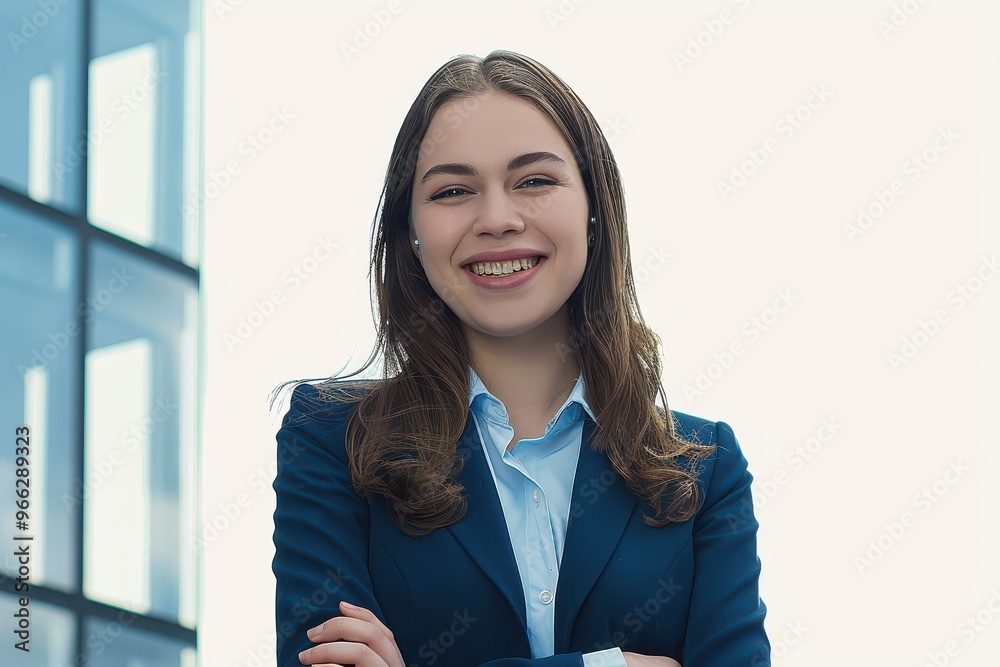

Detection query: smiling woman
xmin=270 ymin=49 xmax=770 ymax=667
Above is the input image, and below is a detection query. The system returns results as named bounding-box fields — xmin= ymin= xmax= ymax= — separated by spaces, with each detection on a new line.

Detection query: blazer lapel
xmin=447 ymin=413 xmax=529 ymax=636
xmin=446 ymin=413 xmax=637 ymax=654
xmin=554 ymin=417 xmax=637 ymax=652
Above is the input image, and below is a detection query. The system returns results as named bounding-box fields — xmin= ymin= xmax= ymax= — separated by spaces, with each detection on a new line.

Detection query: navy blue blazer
xmin=272 ymin=382 xmax=770 ymax=667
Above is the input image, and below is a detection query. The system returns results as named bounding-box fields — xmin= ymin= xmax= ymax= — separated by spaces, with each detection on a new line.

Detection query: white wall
xmin=202 ymin=2 xmax=1000 ymax=665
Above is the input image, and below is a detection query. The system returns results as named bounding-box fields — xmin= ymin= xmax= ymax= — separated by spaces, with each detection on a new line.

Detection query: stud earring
xmin=413 ymin=239 xmax=419 ymax=248
xmin=588 ymin=215 xmax=596 ymax=247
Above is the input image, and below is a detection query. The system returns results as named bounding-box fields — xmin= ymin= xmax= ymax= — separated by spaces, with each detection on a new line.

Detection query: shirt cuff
xmin=581 ymin=647 xmax=628 ymax=667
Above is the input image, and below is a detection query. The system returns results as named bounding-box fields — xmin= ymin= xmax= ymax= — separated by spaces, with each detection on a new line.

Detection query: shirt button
xmin=533 ymin=490 xmax=541 ymax=503
xmin=539 ymin=589 xmax=553 ymax=604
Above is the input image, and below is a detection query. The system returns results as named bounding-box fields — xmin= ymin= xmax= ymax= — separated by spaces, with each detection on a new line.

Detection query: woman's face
xmin=409 ymin=91 xmax=590 ymax=340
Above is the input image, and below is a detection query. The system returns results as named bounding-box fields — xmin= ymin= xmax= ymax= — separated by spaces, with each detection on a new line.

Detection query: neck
xmin=464 ymin=305 xmax=581 ymax=418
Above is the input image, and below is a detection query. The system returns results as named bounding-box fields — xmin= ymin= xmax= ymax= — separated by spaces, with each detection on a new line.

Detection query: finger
xmin=298 ymin=640 xmax=389 ymax=667
xmin=307 ymin=615 xmax=385 ymax=646
xmin=307 ymin=602 xmax=395 ymax=643
xmin=337 ymin=601 xmax=395 ymax=639
xmin=304 ymin=615 xmax=404 ymax=667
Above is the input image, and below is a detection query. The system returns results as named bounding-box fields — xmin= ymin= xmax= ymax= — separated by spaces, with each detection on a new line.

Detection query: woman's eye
xmin=519 ymin=177 xmax=557 ymax=189
xmin=429 ymin=187 xmax=470 ymax=201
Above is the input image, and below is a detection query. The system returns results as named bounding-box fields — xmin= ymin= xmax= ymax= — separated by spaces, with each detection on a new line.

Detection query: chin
xmin=470 ymin=320 xmax=537 ymax=338
xmin=469 ymin=306 xmax=565 ymax=338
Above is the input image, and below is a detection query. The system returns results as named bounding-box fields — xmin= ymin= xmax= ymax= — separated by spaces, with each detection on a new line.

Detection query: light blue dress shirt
xmin=467 ymin=365 xmax=628 ymax=667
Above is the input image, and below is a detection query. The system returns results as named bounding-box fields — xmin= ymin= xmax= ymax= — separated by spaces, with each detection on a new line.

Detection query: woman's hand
xmin=298 ymin=601 xmax=406 ymax=667
xmin=621 ymin=652 xmax=682 ymax=667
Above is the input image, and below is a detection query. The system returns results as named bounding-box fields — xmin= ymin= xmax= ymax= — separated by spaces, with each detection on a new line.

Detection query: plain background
xmin=201 ymin=1 xmax=1000 ymax=665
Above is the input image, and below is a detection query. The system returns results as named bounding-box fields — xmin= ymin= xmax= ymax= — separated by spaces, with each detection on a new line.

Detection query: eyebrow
xmin=419 ymin=151 xmax=568 ymax=183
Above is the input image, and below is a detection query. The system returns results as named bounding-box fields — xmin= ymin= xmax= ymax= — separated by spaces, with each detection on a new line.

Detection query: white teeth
xmin=470 ymin=256 xmax=540 ymax=276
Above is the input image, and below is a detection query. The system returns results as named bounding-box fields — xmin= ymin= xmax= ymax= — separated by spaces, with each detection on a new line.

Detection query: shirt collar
xmin=467 ymin=363 xmax=597 ymax=424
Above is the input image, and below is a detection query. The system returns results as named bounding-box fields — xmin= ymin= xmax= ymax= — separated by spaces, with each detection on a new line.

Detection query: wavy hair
xmin=271 ymin=49 xmax=715 ymax=537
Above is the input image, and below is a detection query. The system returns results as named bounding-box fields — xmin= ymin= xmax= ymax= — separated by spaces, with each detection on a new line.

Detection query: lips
xmin=463 ymin=255 xmax=546 ymax=290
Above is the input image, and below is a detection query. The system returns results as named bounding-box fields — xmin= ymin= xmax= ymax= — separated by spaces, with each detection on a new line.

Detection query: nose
xmin=472 ymin=188 xmax=526 ymax=238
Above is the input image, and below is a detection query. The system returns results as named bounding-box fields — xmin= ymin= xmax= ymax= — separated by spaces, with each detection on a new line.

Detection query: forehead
xmin=416 ymin=91 xmax=575 ymax=170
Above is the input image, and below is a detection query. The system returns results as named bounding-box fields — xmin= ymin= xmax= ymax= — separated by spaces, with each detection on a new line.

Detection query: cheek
xmin=558 ymin=216 xmax=590 ymax=255
xmin=417 ymin=246 xmax=463 ymax=294
xmin=413 ymin=221 xmax=464 ymax=263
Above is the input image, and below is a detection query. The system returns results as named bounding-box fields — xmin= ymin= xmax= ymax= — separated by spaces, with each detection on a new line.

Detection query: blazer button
xmin=539 ymin=589 xmax=553 ymax=604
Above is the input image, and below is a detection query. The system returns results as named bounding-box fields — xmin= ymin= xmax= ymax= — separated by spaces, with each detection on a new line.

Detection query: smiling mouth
xmin=465 ymin=256 xmax=543 ymax=277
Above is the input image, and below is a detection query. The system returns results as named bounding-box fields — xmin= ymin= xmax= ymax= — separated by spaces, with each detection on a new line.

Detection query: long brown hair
xmin=272 ymin=49 xmax=715 ymax=537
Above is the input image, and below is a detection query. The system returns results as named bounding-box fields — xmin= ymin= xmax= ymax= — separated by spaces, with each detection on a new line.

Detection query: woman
xmin=271 ymin=50 xmax=770 ymax=667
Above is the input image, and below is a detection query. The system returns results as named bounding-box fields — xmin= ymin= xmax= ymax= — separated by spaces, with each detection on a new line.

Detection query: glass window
xmin=89 ymin=0 xmax=201 ymax=266
xmin=0 ymin=594 xmax=75 ymax=665
xmin=2 ymin=0 xmax=201 ymax=660
xmin=0 ymin=202 xmax=79 ymax=591
xmin=84 ymin=242 xmax=197 ymax=627
xmin=84 ymin=615 xmax=196 ymax=666
xmin=0 ymin=0 xmax=85 ymax=211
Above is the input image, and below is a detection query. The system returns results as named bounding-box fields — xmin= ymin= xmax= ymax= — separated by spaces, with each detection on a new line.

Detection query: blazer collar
xmin=446 ymin=413 xmax=637 ymax=653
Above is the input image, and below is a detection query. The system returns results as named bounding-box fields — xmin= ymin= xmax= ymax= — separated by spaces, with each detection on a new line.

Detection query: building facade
xmin=1 ymin=0 xmax=201 ymax=663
